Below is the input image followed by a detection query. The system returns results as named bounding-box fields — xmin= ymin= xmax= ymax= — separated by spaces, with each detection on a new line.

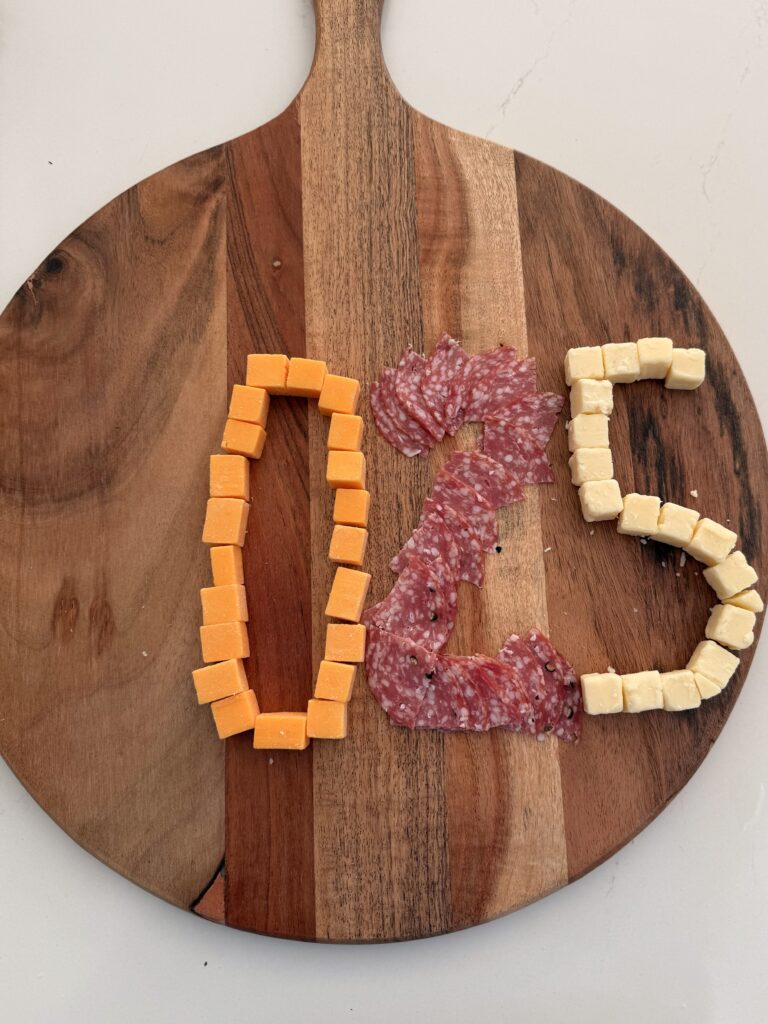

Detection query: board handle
xmin=310 ymin=0 xmax=391 ymax=87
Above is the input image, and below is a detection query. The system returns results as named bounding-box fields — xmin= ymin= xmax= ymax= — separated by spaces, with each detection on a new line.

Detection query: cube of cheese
xmin=327 ymin=412 xmax=364 ymax=451
xmin=702 ymin=551 xmax=758 ymax=600
xmin=222 ymin=418 xmax=267 ymax=459
xmin=285 ymin=357 xmax=327 ymax=397
xmin=578 ymin=479 xmax=623 ymax=522
xmin=314 ymin=660 xmax=357 ymax=702
xmin=621 ymin=670 xmax=663 ymax=712
xmin=602 ymin=342 xmax=640 ymax=382
xmin=568 ymin=447 xmax=614 ymax=486
xmin=253 ymin=712 xmax=309 ymax=750
xmin=567 ymin=413 xmax=610 ymax=451
xmin=570 ymin=378 xmax=614 ymax=417
xmin=705 ymin=604 xmax=756 ymax=650
xmin=724 ymin=589 xmax=764 ymax=614
xmin=192 ymin=659 xmax=249 ymax=705
xmin=637 ymin=337 xmax=674 ymax=379
xmin=202 ymin=498 xmax=249 ymax=546
xmin=684 ymin=518 xmax=737 ymax=566
xmin=580 ymin=672 xmax=623 ymax=715
xmin=329 ymin=525 xmax=368 ymax=566
xmin=617 ymin=493 xmax=661 ymax=537
xmin=327 ymin=450 xmax=366 ymax=489
xmin=210 ymin=545 xmax=244 ymax=586
xmin=333 ymin=488 xmax=371 ymax=527
xmin=325 ymin=566 xmax=371 ymax=621
xmin=325 ymin=623 xmax=366 ymax=663
xmin=686 ymin=639 xmax=739 ymax=689
xmin=200 ymin=584 xmax=248 ymax=626
xmin=200 ymin=621 xmax=250 ymax=663
xmin=307 ymin=699 xmax=348 ymax=739
xmin=210 ymin=454 xmax=249 ymax=500
xmin=654 ymin=502 xmax=700 ymax=546
xmin=694 ymin=673 xmax=722 ymax=699
xmin=563 ymin=346 xmax=605 ymax=385
xmin=228 ymin=385 xmax=270 ymax=427
xmin=246 ymin=353 xmax=289 ymax=393
xmin=318 ymin=374 xmax=361 ymax=416
xmin=661 ymin=670 xmax=701 ymax=711
xmin=211 ymin=689 xmax=259 ymax=739
xmin=665 ymin=348 xmax=706 ymax=390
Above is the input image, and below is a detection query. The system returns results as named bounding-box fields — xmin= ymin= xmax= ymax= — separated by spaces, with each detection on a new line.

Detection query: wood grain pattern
xmin=0 ymin=0 xmax=765 ymax=940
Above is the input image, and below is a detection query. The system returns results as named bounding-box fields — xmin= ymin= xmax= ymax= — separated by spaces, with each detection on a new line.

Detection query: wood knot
xmin=89 ymin=596 xmax=116 ymax=656
xmin=51 ymin=578 xmax=79 ymax=642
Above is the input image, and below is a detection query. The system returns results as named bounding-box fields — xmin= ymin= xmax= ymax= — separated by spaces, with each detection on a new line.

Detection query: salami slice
xmin=421 ymin=498 xmax=485 ymax=587
xmin=439 ymin=655 xmax=490 ymax=730
xmin=389 ymin=510 xmax=462 ymax=583
xmin=365 ymin=625 xmax=436 ymax=728
xmin=498 ymin=633 xmax=550 ymax=735
xmin=472 ymin=654 xmax=536 ymax=731
xmin=462 ymin=348 xmax=521 ymax=421
xmin=483 ymin=422 xmax=554 ymax=484
xmin=370 ymin=367 xmax=433 ymax=457
xmin=414 ymin=666 xmax=459 ymax=730
xmin=502 ymin=391 xmax=564 ymax=447
xmin=443 ymin=450 xmax=524 ymax=508
xmin=429 ymin=470 xmax=498 ymax=551
xmin=420 ymin=334 xmax=469 ymax=432
xmin=525 ymin=628 xmax=582 ymax=741
xmin=362 ymin=556 xmax=456 ymax=651
xmin=467 ymin=357 xmax=539 ymax=421
xmin=395 ymin=350 xmax=445 ymax=441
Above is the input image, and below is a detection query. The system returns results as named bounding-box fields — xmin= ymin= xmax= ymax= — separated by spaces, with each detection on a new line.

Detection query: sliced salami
xmin=365 ymin=626 xmax=436 ymax=728
xmin=395 ymin=350 xmax=445 ymax=441
xmin=462 ymin=348 xmax=521 ymax=421
xmin=370 ymin=367 xmax=433 ymax=457
xmin=414 ymin=667 xmax=459 ymax=730
xmin=502 ymin=391 xmax=564 ymax=447
xmin=439 ymin=655 xmax=490 ymax=730
xmin=472 ymin=654 xmax=536 ymax=731
xmin=429 ymin=470 xmax=498 ymax=551
xmin=362 ymin=556 xmax=456 ymax=651
xmin=442 ymin=450 xmax=524 ymax=508
xmin=467 ymin=357 xmax=539 ymax=421
xmin=421 ymin=498 xmax=485 ymax=587
xmin=420 ymin=334 xmax=468 ymax=432
xmin=498 ymin=633 xmax=550 ymax=735
xmin=525 ymin=628 xmax=582 ymax=742
xmin=483 ymin=422 xmax=554 ymax=484
xmin=389 ymin=510 xmax=462 ymax=583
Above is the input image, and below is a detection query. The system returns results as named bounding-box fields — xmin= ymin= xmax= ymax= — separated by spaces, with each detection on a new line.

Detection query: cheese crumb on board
xmin=327 ymin=450 xmax=366 ymax=489
xmin=664 ymin=348 xmax=706 ymax=390
xmin=211 ymin=689 xmax=260 ymax=739
xmin=694 ymin=673 xmax=722 ymax=699
xmin=314 ymin=660 xmax=357 ymax=702
xmin=568 ymin=447 xmax=614 ymax=486
xmin=285 ymin=357 xmax=327 ymax=397
xmin=661 ymin=670 xmax=701 ymax=711
xmin=325 ymin=623 xmax=366 ymax=663
xmin=200 ymin=584 xmax=248 ymax=626
xmin=702 ymin=551 xmax=758 ymax=600
xmin=327 ymin=413 xmax=364 ymax=451
xmin=199 ymin=620 xmax=250 ymax=663
xmin=333 ymin=488 xmax=371 ymax=527
xmin=686 ymin=639 xmax=739 ymax=689
xmin=637 ymin=337 xmax=674 ymax=379
xmin=318 ymin=374 xmax=361 ymax=416
xmin=307 ymin=699 xmax=348 ymax=739
xmin=581 ymin=672 xmax=623 ymax=714
xmin=617 ymin=493 xmax=661 ymax=537
xmin=724 ymin=589 xmax=764 ymax=614
xmin=567 ymin=413 xmax=610 ymax=451
xmin=570 ymin=378 xmax=614 ymax=417
xmin=210 ymin=545 xmax=244 ymax=586
xmin=602 ymin=342 xmax=640 ymax=383
xmin=246 ymin=353 xmax=289 ymax=393
xmin=209 ymin=454 xmax=250 ymax=500
xmin=222 ymin=418 xmax=267 ymax=459
xmin=325 ymin=567 xmax=371 ymax=622
xmin=622 ymin=670 xmax=663 ymax=712
xmin=564 ymin=346 xmax=605 ymax=385
xmin=578 ymin=479 xmax=623 ymax=522
xmin=328 ymin=525 xmax=368 ymax=565
xmin=228 ymin=385 xmax=270 ymax=427
xmin=705 ymin=604 xmax=756 ymax=650
xmin=684 ymin=517 xmax=737 ymax=566
xmin=654 ymin=502 xmax=700 ymax=547
xmin=202 ymin=498 xmax=249 ymax=546
xmin=253 ymin=712 xmax=308 ymax=750
xmin=192 ymin=659 xmax=249 ymax=705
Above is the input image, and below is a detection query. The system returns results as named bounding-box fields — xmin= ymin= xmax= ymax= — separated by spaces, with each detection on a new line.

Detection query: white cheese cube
xmin=694 ymin=673 xmax=722 ymax=700
xmin=724 ymin=589 xmax=764 ymax=614
xmin=637 ymin=337 xmax=674 ymax=379
xmin=617 ymin=493 xmax=661 ymax=537
xmin=705 ymin=604 xmax=756 ymax=650
xmin=568 ymin=448 xmax=614 ymax=486
xmin=684 ymin=517 xmax=737 ymax=566
xmin=702 ymin=551 xmax=758 ymax=600
xmin=602 ymin=342 xmax=640 ymax=382
xmin=661 ymin=670 xmax=701 ymax=711
xmin=581 ymin=672 xmax=623 ymax=714
xmin=570 ymin=378 xmax=614 ymax=417
xmin=686 ymin=639 xmax=740 ymax=689
xmin=622 ymin=670 xmax=663 ymax=712
xmin=564 ymin=346 xmax=605 ymax=385
xmin=567 ymin=413 xmax=610 ymax=451
xmin=664 ymin=348 xmax=706 ymax=390
xmin=654 ymin=502 xmax=700 ymax=546
xmin=579 ymin=479 xmax=623 ymax=522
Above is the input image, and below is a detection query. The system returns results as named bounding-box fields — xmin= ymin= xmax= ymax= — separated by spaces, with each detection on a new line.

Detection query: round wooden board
xmin=1 ymin=0 xmax=766 ymax=942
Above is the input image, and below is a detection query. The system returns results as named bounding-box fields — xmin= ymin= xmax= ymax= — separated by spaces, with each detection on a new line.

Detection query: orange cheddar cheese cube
xmin=200 ymin=584 xmax=248 ymax=626
xmin=327 ymin=413 xmax=364 ymax=451
xmin=210 ymin=454 xmax=249 ymax=500
xmin=211 ymin=689 xmax=259 ymax=739
xmin=333 ymin=488 xmax=371 ymax=527
xmin=314 ymin=660 xmax=357 ymax=702
xmin=307 ymin=699 xmax=348 ymax=740
xmin=228 ymin=384 xmax=270 ymax=427
xmin=327 ymin=450 xmax=366 ymax=489
xmin=253 ymin=712 xmax=309 ymax=750
xmin=325 ymin=623 xmax=366 ymax=663
xmin=192 ymin=658 xmax=248 ymax=704
xmin=200 ymin=620 xmax=250 ymax=663
xmin=210 ymin=545 xmax=244 ymax=586
xmin=329 ymin=525 xmax=368 ymax=566
xmin=202 ymin=498 xmax=249 ymax=546
xmin=285 ymin=357 xmax=327 ymax=397
xmin=318 ymin=374 xmax=360 ymax=416
xmin=246 ymin=353 xmax=289 ymax=393
xmin=325 ymin=567 xmax=371 ymax=621
xmin=222 ymin=418 xmax=267 ymax=459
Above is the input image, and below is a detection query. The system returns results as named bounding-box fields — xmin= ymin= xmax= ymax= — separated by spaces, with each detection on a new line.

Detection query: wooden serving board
xmin=1 ymin=0 xmax=766 ymax=942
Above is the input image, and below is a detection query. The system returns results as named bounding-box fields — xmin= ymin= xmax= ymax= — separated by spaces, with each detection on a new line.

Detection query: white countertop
xmin=1 ymin=2 xmax=766 ymax=1020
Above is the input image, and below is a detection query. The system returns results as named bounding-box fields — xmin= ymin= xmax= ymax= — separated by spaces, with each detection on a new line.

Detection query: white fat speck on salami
xmin=498 ymin=633 xmax=551 ymax=736
xmin=525 ymin=628 xmax=582 ymax=741
xmin=443 ymin=450 xmax=524 ymax=508
xmin=365 ymin=625 xmax=436 ymax=728
xmin=370 ymin=367 xmax=432 ymax=457
xmin=468 ymin=357 xmax=539 ymax=421
xmin=362 ymin=556 xmax=456 ymax=651
xmin=483 ymin=422 xmax=554 ymax=484
xmin=420 ymin=498 xmax=485 ymax=587
xmin=428 ymin=470 xmax=498 ymax=551
xmin=394 ymin=350 xmax=445 ymax=441
xmin=440 ymin=655 xmax=490 ymax=730
xmin=420 ymin=334 xmax=469 ymax=433
xmin=501 ymin=391 xmax=564 ymax=446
